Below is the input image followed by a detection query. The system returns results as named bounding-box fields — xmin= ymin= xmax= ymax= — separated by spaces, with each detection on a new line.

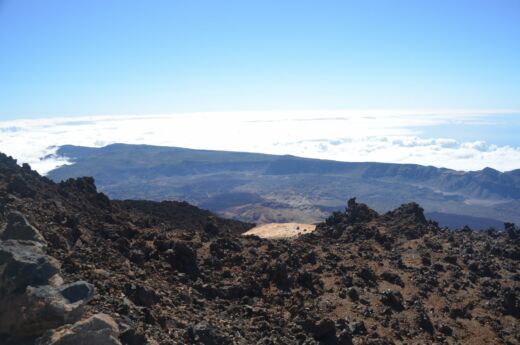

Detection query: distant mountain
xmin=425 ymin=212 xmax=504 ymax=230
xmin=47 ymin=143 xmax=520 ymax=226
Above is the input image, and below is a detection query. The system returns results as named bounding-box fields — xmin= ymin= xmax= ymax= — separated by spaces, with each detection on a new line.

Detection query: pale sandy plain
xmin=243 ymin=223 xmax=316 ymax=239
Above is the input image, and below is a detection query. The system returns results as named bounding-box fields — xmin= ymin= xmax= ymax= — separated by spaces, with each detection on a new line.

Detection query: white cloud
xmin=0 ymin=109 xmax=519 ymax=174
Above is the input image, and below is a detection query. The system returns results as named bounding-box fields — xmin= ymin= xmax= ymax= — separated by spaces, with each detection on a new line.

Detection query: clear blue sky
xmin=0 ymin=0 xmax=519 ymax=119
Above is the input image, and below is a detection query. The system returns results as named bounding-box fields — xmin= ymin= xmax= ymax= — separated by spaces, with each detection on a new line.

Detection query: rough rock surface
xmin=0 ymin=233 xmax=101 ymax=343
xmin=36 ymin=313 xmax=121 ymax=345
xmin=0 ymin=160 xmax=119 ymax=344
xmin=0 ymin=152 xmax=519 ymax=344
xmin=1 ymin=211 xmax=47 ymax=243
xmin=0 ymin=240 xmax=60 ymax=294
xmin=0 ymin=281 xmax=95 ymax=338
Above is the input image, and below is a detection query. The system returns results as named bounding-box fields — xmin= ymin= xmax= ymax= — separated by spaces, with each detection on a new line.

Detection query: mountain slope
xmin=47 ymin=143 xmax=520 ymax=226
xmin=2 ymin=152 xmax=519 ymax=344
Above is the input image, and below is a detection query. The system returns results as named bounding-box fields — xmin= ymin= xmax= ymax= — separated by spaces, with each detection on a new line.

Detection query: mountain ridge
xmin=47 ymin=143 xmax=520 ymax=226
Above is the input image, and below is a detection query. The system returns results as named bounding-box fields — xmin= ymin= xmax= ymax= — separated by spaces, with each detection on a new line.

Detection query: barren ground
xmin=243 ymin=222 xmax=316 ymax=239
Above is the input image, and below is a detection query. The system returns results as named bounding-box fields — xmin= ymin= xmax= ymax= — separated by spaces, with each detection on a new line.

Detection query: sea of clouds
xmin=1 ymin=110 xmax=519 ymax=174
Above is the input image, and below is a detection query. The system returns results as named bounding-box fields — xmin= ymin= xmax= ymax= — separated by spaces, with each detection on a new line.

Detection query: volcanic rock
xmin=36 ymin=313 xmax=121 ymax=345
xmin=0 ymin=152 xmax=518 ymax=344
xmin=380 ymin=290 xmax=404 ymax=311
xmin=0 ymin=240 xmax=60 ymax=294
xmin=1 ymin=211 xmax=46 ymax=243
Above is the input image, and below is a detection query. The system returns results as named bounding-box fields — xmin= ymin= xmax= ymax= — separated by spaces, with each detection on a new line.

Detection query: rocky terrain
xmin=1 ymin=151 xmax=519 ymax=344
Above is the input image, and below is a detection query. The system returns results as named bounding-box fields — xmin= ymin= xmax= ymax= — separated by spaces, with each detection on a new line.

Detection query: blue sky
xmin=1 ymin=0 xmax=519 ymax=119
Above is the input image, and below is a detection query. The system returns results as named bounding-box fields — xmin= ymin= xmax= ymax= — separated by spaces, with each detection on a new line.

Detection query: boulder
xmin=337 ymin=330 xmax=353 ymax=345
xmin=190 ymin=321 xmax=217 ymax=345
xmin=348 ymin=321 xmax=367 ymax=335
xmin=348 ymin=287 xmax=359 ymax=301
xmin=0 ymin=240 xmax=60 ymax=294
xmin=312 ymin=318 xmax=336 ymax=340
xmin=296 ymin=271 xmax=322 ymax=291
xmin=125 ymin=283 xmax=159 ymax=307
xmin=500 ymin=287 xmax=520 ymax=318
xmin=384 ymin=203 xmax=427 ymax=226
xmin=270 ymin=261 xmax=290 ymax=289
xmin=380 ymin=290 xmax=404 ymax=311
xmin=209 ymin=238 xmax=242 ymax=259
xmin=36 ymin=313 xmax=121 ymax=345
xmin=343 ymin=198 xmax=379 ymax=225
xmin=169 ymin=241 xmax=198 ymax=275
xmin=0 ymin=281 xmax=94 ymax=337
xmin=416 ymin=311 xmax=434 ymax=334
xmin=357 ymin=267 xmax=377 ymax=286
xmin=204 ymin=217 xmax=219 ymax=236
xmin=119 ymin=329 xmax=147 ymax=345
xmin=380 ymin=271 xmax=404 ymax=287
xmin=1 ymin=211 xmax=46 ymax=243
xmin=7 ymin=176 xmax=36 ymax=198
xmin=437 ymin=323 xmax=453 ymax=336
xmin=59 ymin=281 xmax=96 ymax=304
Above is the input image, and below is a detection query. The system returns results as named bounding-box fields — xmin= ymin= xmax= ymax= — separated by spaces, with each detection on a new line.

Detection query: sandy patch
xmin=243 ymin=223 xmax=316 ymax=239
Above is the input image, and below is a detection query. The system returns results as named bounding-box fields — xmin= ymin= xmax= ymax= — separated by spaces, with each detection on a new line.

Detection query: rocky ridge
xmin=0 ymin=152 xmax=519 ymax=344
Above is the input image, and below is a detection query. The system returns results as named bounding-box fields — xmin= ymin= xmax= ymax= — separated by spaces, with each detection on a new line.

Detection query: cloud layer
xmin=1 ymin=110 xmax=519 ymax=174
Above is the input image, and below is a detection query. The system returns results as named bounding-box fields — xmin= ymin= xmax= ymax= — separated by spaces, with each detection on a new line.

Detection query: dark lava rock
xmin=35 ymin=313 xmax=120 ymax=345
xmin=384 ymin=202 xmax=427 ymax=226
xmin=0 ymin=238 xmax=96 ymax=340
xmin=1 ymin=152 xmax=519 ymax=345
xmin=169 ymin=241 xmax=198 ymax=275
xmin=499 ymin=287 xmax=520 ymax=317
xmin=357 ymin=267 xmax=377 ymax=286
xmin=416 ymin=311 xmax=434 ymax=334
xmin=380 ymin=272 xmax=404 ymax=287
xmin=209 ymin=238 xmax=242 ymax=259
xmin=312 ymin=318 xmax=336 ymax=340
xmin=348 ymin=287 xmax=359 ymax=301
xmin=120 ymin=329 xmax=147 ymax=345
xmin=7 ymin=175 xmax=36 ymax=198
xmin=443 ymin=255 xmax=458 ymax=265
xmin=297 ymin=271 xmax=323 ymax=292
xmin=189 ymin=321 xmax=226 ymax=345
xmin=437 ymin=323 xmax=453 ymax=336
xmin=1 ymin=211 xmax=46 ymax=243
xmin=449 ymin=307 xmax=472 ymax=320
xmin=0 ymin=240 xmax=60 ymax=294
xmin=324 ymin=198 xmax=378 ymax=227
xmin=270 ymin=261 xmax=291 ymax=289
xmin=59 ymin=281 xmax=95 ymax=304
xmin=349 ymin=321 xmax=367 ymax=335
xmin=344 ymin=198 xmax=379 ymax=224
xmin=380 ymin=290 xmax=404 ymax=311
xmin=204 ymin=216 xmax=219 ymax=236
xmin=125 ymin=284 xmax=159 ymax=307
xmin=337 ymin=330 xmax=353 ymax=345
